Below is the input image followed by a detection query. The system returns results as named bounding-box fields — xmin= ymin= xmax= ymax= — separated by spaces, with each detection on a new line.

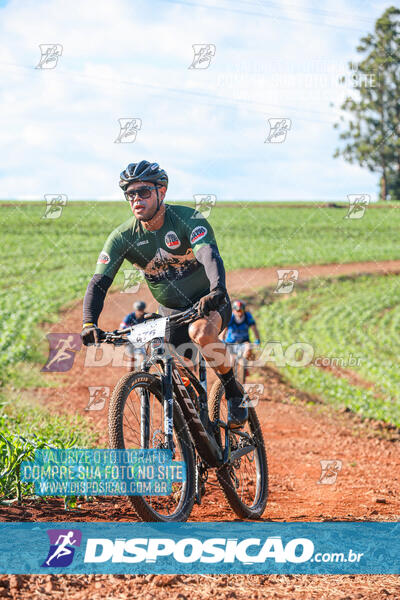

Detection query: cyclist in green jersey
xmin=81 ymin=160 xmax=247 ymax=427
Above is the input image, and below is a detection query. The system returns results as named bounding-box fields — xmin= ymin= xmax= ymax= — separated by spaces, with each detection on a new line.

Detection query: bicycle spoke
xmin=121 ymin=382 xmax=187 ymax=518
xmin=217 ymin=389 xmax=264 ymax=509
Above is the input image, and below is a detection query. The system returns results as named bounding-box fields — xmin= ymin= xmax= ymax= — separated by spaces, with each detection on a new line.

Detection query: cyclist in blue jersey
xmin=221 ymin=300 xmax=260 ymax=360
xmin=119 ymin=300 xmax=147 ymax=330
xmin=119 ymin=300 xmax=147 ymax=370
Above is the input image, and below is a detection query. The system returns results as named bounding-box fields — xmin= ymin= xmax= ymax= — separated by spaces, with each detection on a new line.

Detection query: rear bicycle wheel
xmin=209 ymin=380 xmax=268 ymax=519
xmin=108 ymin=371 xmax=196 ymax=522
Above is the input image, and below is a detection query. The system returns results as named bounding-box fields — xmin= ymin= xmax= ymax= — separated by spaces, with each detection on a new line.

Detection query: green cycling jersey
xmin=95 ymin=204 xmax=218 ymax=309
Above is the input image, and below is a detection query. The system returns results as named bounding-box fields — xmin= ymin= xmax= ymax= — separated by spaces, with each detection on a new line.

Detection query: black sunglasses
xmin=125 ymin=185 xmax=158 ymax=201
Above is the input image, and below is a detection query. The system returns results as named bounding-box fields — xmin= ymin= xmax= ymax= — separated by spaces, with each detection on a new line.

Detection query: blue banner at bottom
xmin=0 ymin=522 xmax=399 ymax=574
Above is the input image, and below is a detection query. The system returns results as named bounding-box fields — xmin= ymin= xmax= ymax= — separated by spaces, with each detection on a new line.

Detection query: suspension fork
xmin=140 ymin=351 xmax=157 ymax=449
xmin=140 ymin=388 xmax=150 ymax=449
xmin=162 ymin=356 xmax=175 ymax=455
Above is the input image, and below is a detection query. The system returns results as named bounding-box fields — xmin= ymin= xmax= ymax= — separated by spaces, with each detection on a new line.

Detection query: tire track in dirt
xmin=5 ymin=258 xmax=400 ymax=522
xmin=2 ymin=260 xmax=400 ymax=599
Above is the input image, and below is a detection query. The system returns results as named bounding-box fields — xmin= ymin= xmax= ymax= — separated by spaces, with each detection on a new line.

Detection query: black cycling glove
xmin=198 ymin=288 xmax=226 ymax=316
xmin=81 ymin=324 xmax=104 ymax=346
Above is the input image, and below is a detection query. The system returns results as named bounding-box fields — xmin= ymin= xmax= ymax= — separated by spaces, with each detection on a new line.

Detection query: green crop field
xmin=1 ymin=200 xmax=400 ymax=500
xmin=254 ymin=273 xmax=400 ymax=427
xmin=1 ymin=200 xmax=400 ymax=385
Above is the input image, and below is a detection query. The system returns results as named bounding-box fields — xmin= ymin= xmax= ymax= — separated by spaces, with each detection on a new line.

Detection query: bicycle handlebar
xmin=98 ymin=301 xmax=203 ymax=344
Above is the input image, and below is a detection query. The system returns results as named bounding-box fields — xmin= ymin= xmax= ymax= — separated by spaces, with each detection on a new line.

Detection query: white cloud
xmin=0 ymin=0 xmax=389 ymax=199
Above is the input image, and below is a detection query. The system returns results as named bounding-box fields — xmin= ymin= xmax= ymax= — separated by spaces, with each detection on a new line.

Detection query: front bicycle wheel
xmin=209 ymin=380 xmax=268 ymax=519
xmin=230 ymin=345 xmax=246 ymax=384
xmin=236 ymin=356 xmax=247 ymax=384
xmin=108 ymin=371 xmax=196 ymax=522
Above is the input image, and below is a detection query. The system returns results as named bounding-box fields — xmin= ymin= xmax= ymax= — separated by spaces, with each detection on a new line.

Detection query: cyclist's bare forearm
xmin=82 ymin=273 xmax=113 ymax=325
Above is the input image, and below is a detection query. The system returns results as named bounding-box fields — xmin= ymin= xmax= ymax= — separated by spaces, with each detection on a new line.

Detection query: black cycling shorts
xmin=158 ymin=294 xmax=232 ymax=361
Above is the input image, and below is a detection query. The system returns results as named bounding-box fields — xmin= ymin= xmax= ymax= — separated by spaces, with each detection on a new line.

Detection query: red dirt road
xmin=1 ymin=260 xmax=400 ymax=598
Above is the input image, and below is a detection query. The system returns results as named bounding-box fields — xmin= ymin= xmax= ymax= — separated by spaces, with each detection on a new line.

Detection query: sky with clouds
xmin=0 ymin=0 xmax=393 ymax=200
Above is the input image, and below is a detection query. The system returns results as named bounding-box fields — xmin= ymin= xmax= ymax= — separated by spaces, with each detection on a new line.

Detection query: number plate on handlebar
xmin=127 ymin=317 xmax=168 ymax=347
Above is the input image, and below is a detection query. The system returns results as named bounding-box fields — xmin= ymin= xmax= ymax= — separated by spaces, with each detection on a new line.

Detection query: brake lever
xmin=100 ymin=331 xmax=125 ymax=344
xmin=173 ymin=309 xmax=205 ymax=326
xmin=143 ymin=312 xmax=163 ymax=320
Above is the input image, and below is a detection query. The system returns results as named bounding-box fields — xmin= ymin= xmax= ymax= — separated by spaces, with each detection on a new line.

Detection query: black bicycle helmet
xmin=134 ymin=301 xmax=146 ymax=311
xmin=119 ymin=160 xmax=168 ymax=192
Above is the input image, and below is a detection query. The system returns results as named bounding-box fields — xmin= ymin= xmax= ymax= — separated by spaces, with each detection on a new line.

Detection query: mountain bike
xmin=225 ymin=342 xmax=259 ymax=384
xmin=100 ymin=302 xmax=268 ymax=522
xmin=226 ymin=342 xmax=248 ymax=383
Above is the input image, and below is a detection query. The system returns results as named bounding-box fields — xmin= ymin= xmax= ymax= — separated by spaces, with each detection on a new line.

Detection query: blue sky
xmin=0 ymin=0 xmax=392 ymax=200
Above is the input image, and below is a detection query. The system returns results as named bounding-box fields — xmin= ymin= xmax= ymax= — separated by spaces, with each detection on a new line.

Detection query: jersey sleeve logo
xmin=164 ymin=231 xmax=181 ymax=249
xmin=190 ymin=225 xmax=207 ymax=244
xmin=97 ymin=251 xmax=110 ymax=265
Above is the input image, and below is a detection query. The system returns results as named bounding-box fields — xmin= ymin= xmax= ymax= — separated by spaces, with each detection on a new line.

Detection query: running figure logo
xmin=240 ymin=383 xmax=264 ymax=408
xmin=42 ymin=529 xmax=82 ymax=567
xmin=86 ymin=386 xmax=110 ymax=411
xmin=42 ymin=194 xmax=67 ymax=219
xmin=114 ymin=118 xmax=142 ymax=143
xmin=317 ymin=459 xmax=342 ymax=484
xmin=41 ymin=333 xmax=82 ymax=372
xmin=274 ymin=269 xmax=298 ymax=294
xmin=188 ymin=44 xmax=216 ymax=69
xmin=265 ymin=118 xmax=291 ymax=143
xmin=192 ymin=194 xmax=216 ymax=218
xmin=345 ymin=194 xmax=370 ymax=219
xmin=35 ymin=44 xmax=63 ymax=69
xmin=121 ymin=268 xmax=145 ymax=293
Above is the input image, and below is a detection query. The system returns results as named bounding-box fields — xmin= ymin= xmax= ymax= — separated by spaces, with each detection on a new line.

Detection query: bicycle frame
xmin=102 ymin=308 xmax=256 ymax=469
xmin=142 ymin=339 xmax=224 ymax=467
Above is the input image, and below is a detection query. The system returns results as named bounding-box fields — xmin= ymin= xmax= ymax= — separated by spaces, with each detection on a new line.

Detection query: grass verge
xmin=247 ymin=273 xmax=400 ymax=427
xmin=0 ymin=389 xmax=96 ymax=502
